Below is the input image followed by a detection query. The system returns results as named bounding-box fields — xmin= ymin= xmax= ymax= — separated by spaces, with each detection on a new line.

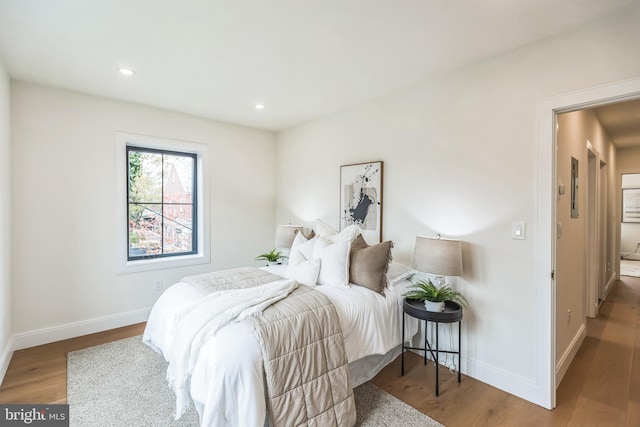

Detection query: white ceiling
xmin=593 ymin=99 xmax=640 ymax=149
xmin=0 ymin=0 xmax=636 ymax=131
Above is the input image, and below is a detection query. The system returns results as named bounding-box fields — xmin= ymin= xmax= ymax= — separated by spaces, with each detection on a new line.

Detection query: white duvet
xmin=143 ymin=265 xmax=418 ymax=427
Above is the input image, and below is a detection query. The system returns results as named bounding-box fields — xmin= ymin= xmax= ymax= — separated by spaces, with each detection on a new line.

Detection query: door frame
xmin=536 ymin=76 xmax=640 ymax=409
xmin=585 ymin=142 xmax=599 ymax=319
xmin=599 ymin=159 xmax=608 ymax=302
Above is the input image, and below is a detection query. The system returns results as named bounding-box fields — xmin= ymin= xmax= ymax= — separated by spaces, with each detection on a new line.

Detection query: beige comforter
xmin=245 ymin=284 xmax=356 ymax=427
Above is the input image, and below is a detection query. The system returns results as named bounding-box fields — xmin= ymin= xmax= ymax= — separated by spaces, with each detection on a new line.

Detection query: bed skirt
xmin=349 ymin=344 xmax=401 ymax=387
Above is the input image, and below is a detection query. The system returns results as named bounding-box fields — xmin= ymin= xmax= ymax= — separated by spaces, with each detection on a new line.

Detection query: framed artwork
xmin=340 ymin=161 xmax=383 ymax=243
xmin=622 ymin=188 xmax=640 ymax=223
xmin=570 ymin=157 xmax=579 ymax=219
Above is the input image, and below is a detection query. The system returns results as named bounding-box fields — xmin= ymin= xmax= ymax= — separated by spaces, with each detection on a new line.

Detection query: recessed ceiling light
xmin=117 ymin=67 xmax=135 ymax=76
xmin=255 ymin=104 xmax=265 ymax=110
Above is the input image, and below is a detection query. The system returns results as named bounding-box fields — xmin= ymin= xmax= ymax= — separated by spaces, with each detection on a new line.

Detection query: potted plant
xmin=403 ymin=279 xmax=468 ymax=312
xmin=255 ymin=248 xmax=284 ymax=265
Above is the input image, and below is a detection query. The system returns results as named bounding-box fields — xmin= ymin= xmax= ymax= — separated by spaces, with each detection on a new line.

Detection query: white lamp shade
xmin=411 ymin=235 xmax=463 ymax=276
xmin=274 ymin=225 xmax=303 ymax=249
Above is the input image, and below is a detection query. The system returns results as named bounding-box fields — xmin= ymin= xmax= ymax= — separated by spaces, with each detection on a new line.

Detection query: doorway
xmin=536 ymin=76 xmax=640 ymax=410
xmin=620 ymin=173 xmax=640 ymax=278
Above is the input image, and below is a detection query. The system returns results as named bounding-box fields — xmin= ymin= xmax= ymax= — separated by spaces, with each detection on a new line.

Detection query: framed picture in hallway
xmin=340 ymin=161 xmax=383 ymax=244
xmin=571 ymin=157 xmax=579 ymax=218
xmin=622 ymin=188 xmax=640 ymax=223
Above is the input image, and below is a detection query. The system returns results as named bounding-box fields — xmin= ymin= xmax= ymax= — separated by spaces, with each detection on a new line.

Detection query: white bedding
xmin=143 ymin=265 xmax=418 ymax=427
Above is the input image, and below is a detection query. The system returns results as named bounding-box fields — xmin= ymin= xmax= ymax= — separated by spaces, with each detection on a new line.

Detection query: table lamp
xmin=411 ymin=235 xmax=463 ymax=286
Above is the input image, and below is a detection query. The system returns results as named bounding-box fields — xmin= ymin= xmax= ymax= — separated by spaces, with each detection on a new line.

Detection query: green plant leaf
xmin=403 ymin=279 xmax=468 ymax=306
xmin=255 ymin=248 xmax=282 ymax=262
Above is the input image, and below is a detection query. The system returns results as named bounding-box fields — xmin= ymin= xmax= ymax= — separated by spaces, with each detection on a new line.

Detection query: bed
xmin=143 ymin=226 xmax=419 ymax=427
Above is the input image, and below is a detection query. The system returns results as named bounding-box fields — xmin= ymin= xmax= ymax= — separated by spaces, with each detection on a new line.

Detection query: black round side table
xmin=401 ymin=298 xmax=463 ymax=396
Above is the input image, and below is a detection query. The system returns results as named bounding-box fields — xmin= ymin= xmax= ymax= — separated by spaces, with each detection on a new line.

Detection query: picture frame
xmin=340 ymin=161 xmax=383 ymax=243
xmin=622 ymin=188 xmax=640 ymax=223
xmin=570 ymin=157 xmax=579 ymax=219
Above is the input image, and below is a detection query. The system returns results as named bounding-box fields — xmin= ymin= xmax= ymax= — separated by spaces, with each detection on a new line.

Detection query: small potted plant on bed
xmin=403 ymin=279 xmax=468 ymax=312
xmin=255 ymin=248 xmax=284 ymax=266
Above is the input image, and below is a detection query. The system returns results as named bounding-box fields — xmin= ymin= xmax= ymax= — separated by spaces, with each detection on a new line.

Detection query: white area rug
xmin=621 ymin=259 xmax=640 ymax=277
xmin=67 ymin=336 xmax=444 ymax=427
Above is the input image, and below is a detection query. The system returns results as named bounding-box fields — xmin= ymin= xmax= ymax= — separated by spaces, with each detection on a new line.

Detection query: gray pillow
xmin=349 ymin=235 xmax=393 ymax=294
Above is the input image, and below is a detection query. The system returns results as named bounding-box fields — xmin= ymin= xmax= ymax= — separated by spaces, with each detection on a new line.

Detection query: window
xmin=127 ymin=146 xmax=197 ymax=260
xmin=115 ymin=132 xmax=209 ymax=274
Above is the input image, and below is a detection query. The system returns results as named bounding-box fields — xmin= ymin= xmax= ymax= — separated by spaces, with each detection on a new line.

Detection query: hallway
xmin=553 ymin=275 xmax=640 ymax=424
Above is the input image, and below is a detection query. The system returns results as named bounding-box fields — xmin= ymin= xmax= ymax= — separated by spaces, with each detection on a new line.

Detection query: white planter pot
xmin=424 ymin=301 xmax=445 ymax=312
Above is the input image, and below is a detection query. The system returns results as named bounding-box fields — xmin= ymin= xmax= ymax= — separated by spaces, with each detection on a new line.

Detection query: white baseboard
xmin=12 ymin=308 xmax=151 ymax=351
xmin=410 ymin=320 xmax=551 ymax=408
xmin=0 ymin=336 xmax=14 ymax=386
xmin=555 ymin=324 xmax=586 ymax=386
xmin=604 ymin=272 xmax=616 ymax=298
xmin=463 ymin=355 xmax=551 ymax=409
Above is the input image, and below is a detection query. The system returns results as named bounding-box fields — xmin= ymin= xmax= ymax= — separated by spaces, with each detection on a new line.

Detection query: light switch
xmin=512 ymin=221 xmax=526 ymax=240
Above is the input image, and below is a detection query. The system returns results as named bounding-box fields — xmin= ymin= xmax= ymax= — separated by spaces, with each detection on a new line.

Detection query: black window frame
xmin=126 ymin=145 xmax=198 ymax=261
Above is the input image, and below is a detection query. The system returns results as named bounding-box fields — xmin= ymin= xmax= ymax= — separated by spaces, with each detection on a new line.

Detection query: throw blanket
xmin=165 ymin=269 xmax=298 ymax=419
xmin=245 ymin=285 xmax=357 ymax=427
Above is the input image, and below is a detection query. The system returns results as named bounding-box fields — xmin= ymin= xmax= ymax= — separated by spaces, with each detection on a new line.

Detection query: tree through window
xmin=127 ymin=146 xmax=197 ymax=260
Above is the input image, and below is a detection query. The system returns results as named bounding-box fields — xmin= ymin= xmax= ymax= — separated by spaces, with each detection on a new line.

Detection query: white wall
xmin=10 ymin=82 xmax=276 ymax=346
xmin=616 ymin=148 xmax=640 ymax=173
xmin=621 ymin=172 xmax=640 ymax=254
xmin=0 ymin=59 xmax=12 ymax=381
xmin=276 ymin=4 xmax=640 ymax=407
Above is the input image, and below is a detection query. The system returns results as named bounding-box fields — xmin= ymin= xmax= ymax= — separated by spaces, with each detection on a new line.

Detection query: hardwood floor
xmin=0 ymin=277 xmax=638 ymax=426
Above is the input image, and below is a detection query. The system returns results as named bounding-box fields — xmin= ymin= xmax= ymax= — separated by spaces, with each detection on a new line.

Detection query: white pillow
xmin=316 ymin=239 xmax=351 ymax=287
xmin=288 ymin=235 xmax=315 ymax=266
xmin=288 ymin=231 xmax=352 ymax=287
xmin=315 ymin=219 xmax=360 ymax=243
xmin=286 ymin=259 xmax=321 ymax=287
xmin=312 ymin=237 xmax=330 ymax=259
xmin=386 ymin=262 xmax=415 ymax=287
xmin=330 ymin=224 xmax=360 ymax=243
xmin=315 ymin=219 xmax=339 ymax=240
xmin=290 ymin=230 xmax=307 ymax=249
